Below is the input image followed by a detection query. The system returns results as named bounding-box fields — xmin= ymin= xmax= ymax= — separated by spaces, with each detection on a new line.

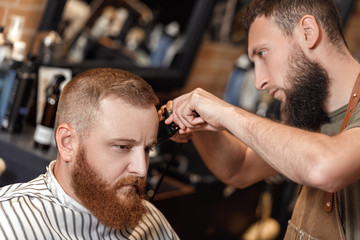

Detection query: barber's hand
xmin=158 ymin=101 xmax=193 ymax=143
xmin=166 ymin=88 xmax=230 ymax=133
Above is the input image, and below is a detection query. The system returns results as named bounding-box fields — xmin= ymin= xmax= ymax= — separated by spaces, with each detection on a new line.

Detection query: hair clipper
xmin=157 ymin=108 xmax=180 ymax=144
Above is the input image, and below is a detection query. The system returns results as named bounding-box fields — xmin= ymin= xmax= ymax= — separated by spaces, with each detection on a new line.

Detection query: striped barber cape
xmin=0 ymin=161 xmax=179 ymax=240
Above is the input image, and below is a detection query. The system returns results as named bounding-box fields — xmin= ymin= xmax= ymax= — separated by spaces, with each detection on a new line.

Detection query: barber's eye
xmin=145 ymin=147 xmax=153 ymax=153
xmin=258 ymin=51 xmax=265 ymax=57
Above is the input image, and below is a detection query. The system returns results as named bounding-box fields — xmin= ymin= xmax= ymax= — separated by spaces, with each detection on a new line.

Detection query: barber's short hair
xmin=55 ymin=68 xmax=159 ymax=138
xmin=242 ymin=0 xmax=346 ymax=47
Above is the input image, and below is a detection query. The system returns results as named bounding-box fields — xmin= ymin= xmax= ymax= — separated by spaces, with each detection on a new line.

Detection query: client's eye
xmin=116 ymin=145 xmax=131 ymax=151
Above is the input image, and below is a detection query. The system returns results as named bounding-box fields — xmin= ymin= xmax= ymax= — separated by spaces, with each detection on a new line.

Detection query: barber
xmin=162 ymin=0 xmax=360 ymax=239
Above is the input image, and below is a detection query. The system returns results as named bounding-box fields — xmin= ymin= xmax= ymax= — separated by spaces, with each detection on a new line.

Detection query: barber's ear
xmin=299 ymin=15 xmax=320 ymax=49
xmin=56 ymin=123 xmax=76 ymax=162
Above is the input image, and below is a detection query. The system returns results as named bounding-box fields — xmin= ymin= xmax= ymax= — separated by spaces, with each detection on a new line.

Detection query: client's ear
xmin=56 ymin=123 xmax=76 ymax=162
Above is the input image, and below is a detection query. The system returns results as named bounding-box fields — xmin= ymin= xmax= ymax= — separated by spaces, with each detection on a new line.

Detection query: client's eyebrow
xmin=111 ymin=138 xmax=157 ymax=148
xmin=109 ymin=138 xmax=137 ymax=144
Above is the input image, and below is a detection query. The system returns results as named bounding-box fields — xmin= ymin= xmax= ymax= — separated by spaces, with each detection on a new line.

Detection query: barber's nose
xmin=254 ymin=66 xmax=269 ymax=91
xmin=128 ymin=152 xmax=148 ymax=177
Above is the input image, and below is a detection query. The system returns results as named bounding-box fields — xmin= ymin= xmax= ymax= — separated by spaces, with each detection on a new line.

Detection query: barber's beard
xmin=281 ymin=47 xmax=329 ymax=131
xmin=71 ymin=145 xmax=147 ymax=229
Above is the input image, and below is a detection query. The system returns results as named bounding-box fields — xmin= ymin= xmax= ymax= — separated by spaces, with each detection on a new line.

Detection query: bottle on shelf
xmin=90 ymin=6 xmax=115 ymax=39
xmin=124 ymin=26 xmax=149 ymax=66
xmin=6 ymin=15 xmax=24 ymax=45
xmin=11 ymin=58 xmax=37 ymax=133
xmin=0 ymin=14 xmax=25 ymax=67
xmin=150 ymin=21 xmax=180 ymax=67
xmin=0 ymin=26 xmax=14 ymax=123
xmin=38 ymin=31 xmax=62 ymax=65
xmin=0 ymin=26 xmax=13 ymax=65
xmin=0 ymin=40 xmax=26 ymax=70
xmin=1 ymin=40 xmax=27 ymax=131
xmin=66 ymin=32 xmax=89 ymax=63
xmin=33 ymin=74 xmax=65 ymax=150
xmin=67 ymin=6 xmax=115 ymax=63
xmin=109 ymin=8 xmax=129 ymax=38
xmin=223 ymin=54 xmax=252 ymax=107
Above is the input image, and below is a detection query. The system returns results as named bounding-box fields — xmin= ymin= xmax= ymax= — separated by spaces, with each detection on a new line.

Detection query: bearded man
xmin=0 ymin=68 xmax=179 ymax=239
xmin=163 ymin=0 xmax=360 ymax=239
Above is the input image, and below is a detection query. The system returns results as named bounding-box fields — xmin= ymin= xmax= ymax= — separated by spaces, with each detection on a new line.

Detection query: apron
xmin=284 ymin=72 xmax=360 ymax=240
xmin=284 ymin=186 xmax=345 ymax=239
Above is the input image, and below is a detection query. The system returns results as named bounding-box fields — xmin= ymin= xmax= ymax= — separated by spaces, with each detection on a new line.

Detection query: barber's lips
xmin=270 ymin=89 xmax=278 ymax=98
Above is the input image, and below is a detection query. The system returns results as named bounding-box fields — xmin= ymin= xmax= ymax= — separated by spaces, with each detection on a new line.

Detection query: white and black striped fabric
xmin=0 ymin=161 xmax=180 ymax=240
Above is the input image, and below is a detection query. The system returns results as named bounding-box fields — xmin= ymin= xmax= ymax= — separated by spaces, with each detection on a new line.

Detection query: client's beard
xmin=281 ymin=46 xmax=329 ymax=131
xmin=71 ymin=144 xmax=147 ymax=229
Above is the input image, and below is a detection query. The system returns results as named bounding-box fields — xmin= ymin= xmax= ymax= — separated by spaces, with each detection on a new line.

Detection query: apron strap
xmin=325 ymin=71 xmax=360 ymax=212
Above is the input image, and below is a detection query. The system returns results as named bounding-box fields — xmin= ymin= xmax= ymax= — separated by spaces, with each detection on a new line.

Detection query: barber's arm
xmin=167 ymin=88 xmax=360 ymax=192
xmin=190 ymin=130 xmax=278 ymax=188
xmin=162 ymin=89 xmax=278 ymax=188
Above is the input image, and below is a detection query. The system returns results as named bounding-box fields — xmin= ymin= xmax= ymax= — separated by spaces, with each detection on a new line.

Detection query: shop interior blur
xmin=0 ymin=0 xmax=359 ymax=239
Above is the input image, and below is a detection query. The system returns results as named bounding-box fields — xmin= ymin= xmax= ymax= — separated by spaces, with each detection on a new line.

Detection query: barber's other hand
xmin=158 ymin=101 xmax=173 ymax=121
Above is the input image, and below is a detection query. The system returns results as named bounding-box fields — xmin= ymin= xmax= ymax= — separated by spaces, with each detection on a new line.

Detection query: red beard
xmin=71 ymin=145 xmax=147 ymax=229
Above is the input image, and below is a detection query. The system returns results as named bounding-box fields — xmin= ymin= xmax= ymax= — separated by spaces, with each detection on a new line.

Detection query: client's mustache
xmin=113 ymin=175 xmax=146 ymax=195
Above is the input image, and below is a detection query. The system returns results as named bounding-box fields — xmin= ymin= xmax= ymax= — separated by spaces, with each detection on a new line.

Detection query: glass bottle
xmin=33 ymin=74 xmax=65 ymax=150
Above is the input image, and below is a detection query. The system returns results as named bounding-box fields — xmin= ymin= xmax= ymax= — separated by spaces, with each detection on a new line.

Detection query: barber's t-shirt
xmin=321 ymin=103 xmax=360 ymax=240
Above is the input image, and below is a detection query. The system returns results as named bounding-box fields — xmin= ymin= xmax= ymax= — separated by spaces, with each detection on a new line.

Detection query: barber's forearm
xmin=191 ymin=130 xmax=258 ymax=186
xmin=191 ymin=131 xmax=242 ymax=176
xmin=192 ymin=129 xmax=279 ymax=187
xmin=223 ymin=106 xmax=333 ymax=188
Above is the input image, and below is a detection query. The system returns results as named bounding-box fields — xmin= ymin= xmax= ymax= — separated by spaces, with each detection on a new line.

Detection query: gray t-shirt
xmin=321 ymin=103 xmax=360 ymax=240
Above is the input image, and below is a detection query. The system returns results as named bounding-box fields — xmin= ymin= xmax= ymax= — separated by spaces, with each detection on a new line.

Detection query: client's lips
xmin=118 ymin=184 xmax=136 ymax=191
xmin=114 ymin=176 xmax=146 ymax=195
xmin=123 ymin=184 xmax=135 ymax=189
